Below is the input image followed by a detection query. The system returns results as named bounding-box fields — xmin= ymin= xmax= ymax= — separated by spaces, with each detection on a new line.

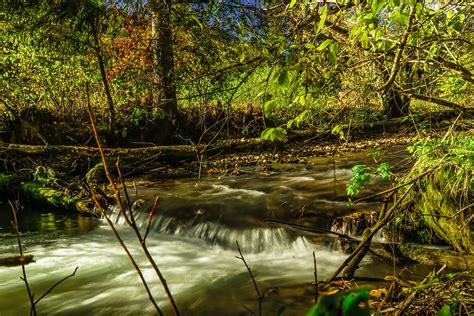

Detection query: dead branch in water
xmin=236 ymin=241 xmax=263 ymax=316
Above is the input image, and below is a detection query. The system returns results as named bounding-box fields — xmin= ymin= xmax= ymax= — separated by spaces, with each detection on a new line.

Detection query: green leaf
xmin=278 ymin=69 xmax=290 ymax=88
xmin=341 ymin=290 xmax=370 ymax=316
xmin=331 ymin=125 xmax=342 ymax=135
xmin=371 ymin=0 xmax=386 ymax=15
xmin=288 ymin=110 xmax=309 ymax=129
xmin=305 ymin=43 xmax=315 ymax=49
xmin=316 ymin=5 xmax=328 ymax=35
xmin=317 ymin=39 xmax=334 ymax=51
xmin=264 ymin=99 xmax=277 ymax=117
xmin=437 ymin=305 xmax=452 ymax=316
xmin=288 ymin=0 xmax=297 ymax=9
xmin=260 ymin=127 xmax=287 ymax=142
xmin=328 ymin=42 xmax=339 ymax=64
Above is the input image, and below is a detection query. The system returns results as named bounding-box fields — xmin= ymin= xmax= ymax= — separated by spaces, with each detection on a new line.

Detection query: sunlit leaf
xmin=371 ymin=0 xmax=386 ymax=15
xmin=316 ymin=5 xmax=328 ymax=35
xmin=317 ymin=39 xmax=334 ymax=51
xmin=438 ymin=305 xmax=452 ymax=316
xmin=264 ymin=99 xmax=277 ymax=117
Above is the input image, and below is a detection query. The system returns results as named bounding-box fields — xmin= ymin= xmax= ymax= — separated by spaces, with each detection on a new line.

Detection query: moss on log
xmin=19 ymin=181 xmax=88 ymax=212
xmin=0 ymin=172 xmax=88 ymax=212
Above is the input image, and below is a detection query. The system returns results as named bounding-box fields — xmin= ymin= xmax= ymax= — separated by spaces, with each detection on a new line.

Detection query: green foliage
xmin=400 ymin=136 xmax=473 ymax=253
xmin=346 ymin=162 xmax=391 ymax=201
xmin=366 ymin=148 xmax=386 ymax=163
xmin=437 ymin=304 xmax=452 ymax=316
xmin=307 ymin=289 xmax=370 ymax=316
xmin=260 ymin=127 xmax=287 ymax=142
xmin=331 ymin=124 xmax=345 ymax=141
xmin=287 ymin=110 xmax=309 ymax=129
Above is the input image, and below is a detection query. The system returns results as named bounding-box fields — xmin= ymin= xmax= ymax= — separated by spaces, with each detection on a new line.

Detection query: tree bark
xmin=94 ymin=33 xmax=116 ymax=133
xmin=150 ymin=0 xmax=180 ymax=125
xmin=383 ymin=89 xmax=410 ymax=118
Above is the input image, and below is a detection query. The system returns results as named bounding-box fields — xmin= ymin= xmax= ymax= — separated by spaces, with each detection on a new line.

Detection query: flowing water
xmin=0 ymin=147 xmax=411 ymax=315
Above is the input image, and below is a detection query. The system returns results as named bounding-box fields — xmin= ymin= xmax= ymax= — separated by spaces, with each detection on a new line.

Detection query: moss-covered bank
xmin=395 ymin=136 xmax=473 ymax=254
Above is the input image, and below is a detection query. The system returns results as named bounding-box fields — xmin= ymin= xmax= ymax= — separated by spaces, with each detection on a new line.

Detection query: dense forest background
xmin=2 ymin=0 xmax=472 ymax=146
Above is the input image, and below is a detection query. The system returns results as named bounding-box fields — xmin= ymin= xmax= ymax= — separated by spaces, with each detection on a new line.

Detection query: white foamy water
xmin=0 ymin=222 xmax=352 ymax=315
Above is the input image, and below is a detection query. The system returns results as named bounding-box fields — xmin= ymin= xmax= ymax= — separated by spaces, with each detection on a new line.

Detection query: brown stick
xmin=89 ymin=193 xmax=163 ymax=315
xmin=115 ymin=164 xmax=180 ymax=315
xmin=313 ymin=251 xmax=318 ymax=304
xmin=236 ymin=241 xmax=262 ymax=316
xmin=86 ymin=83 xmax=179 ymax=315
xmin=9 ymin=200 xmax=36 ymax=316
xmin=354 ymin=166 xmax=438 ymax=203
xmin=34 ymin=267 xmax=79 ymax=305
xmin=264 ymin=219 xmax=359 ymax=241
xmin=394 ymin=264 xmax=447 ymax=315
xmin=85 ymin=83 xmax=164 ymax=315
xmin=143 ymin=195 xmax=160 ymax=245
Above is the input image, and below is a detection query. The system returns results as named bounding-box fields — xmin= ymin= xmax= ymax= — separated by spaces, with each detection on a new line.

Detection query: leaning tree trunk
xmin=150 ymin=0 xmax=180 ymax=127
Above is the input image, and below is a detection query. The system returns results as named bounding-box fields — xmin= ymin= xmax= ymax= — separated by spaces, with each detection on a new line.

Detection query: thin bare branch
xmin=313 ymin=251 xmax=318 ymax=304
xmin=34 ymin=267 xmax=79 ymax=305
xmin=379 ymin=1 xmax=418 ymax=92
xmin=9 ymin=200 xmax=36 ymax=316
xmin=143 ymin=195 xmax=160 ymax=245
xmin=236 ymin=241 xmax=262 ymax=316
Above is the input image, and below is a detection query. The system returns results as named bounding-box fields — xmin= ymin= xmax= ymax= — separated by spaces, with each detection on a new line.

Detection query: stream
xmin=0 ymin=147 xmax=411 ymax=315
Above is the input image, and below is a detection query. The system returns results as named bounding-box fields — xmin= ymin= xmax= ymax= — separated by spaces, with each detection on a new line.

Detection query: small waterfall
xmin=107 ymin=204 xmax=309 ymax=253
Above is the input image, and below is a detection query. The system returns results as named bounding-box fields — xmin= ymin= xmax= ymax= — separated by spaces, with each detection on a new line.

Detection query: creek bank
xmin=0 ymin=131 xmax=418 ymax=215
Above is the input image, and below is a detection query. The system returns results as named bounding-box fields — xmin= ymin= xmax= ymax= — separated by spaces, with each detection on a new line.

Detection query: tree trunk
xmin=150 ymin=0 xmax=179 ymax=126
xmin=383 ymin=88 xmax=410 ymax=118
xmin=94 ymin=34 xmax=116 ymax=133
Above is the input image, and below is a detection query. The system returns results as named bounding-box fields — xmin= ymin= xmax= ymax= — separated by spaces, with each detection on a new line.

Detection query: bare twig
xmin=9 ymin=200 xmax=36 ymax=316
xmin=86 ymin=83 xmax=164 ymax=315
xmin=394 ymin=264 xmax=447 ymax=316
xmin=116 ymin=158 xmax=137 ymax=227
xmin=264 ymin=219 xmax=359 ymax=241
xmin=236 ymin=241 xmax=262 ymax=316
xmin=89 ymin=192 xmax=163 ymax=315
xmin=34 ymin=267 xmax=79 ymax=305
xmin=313 ymin=251 xmax=318 ymax=304
xmin=143 ymin=195 xmax=160 ymax=245
xmin=241 ymin=304 xmax=256 ymax=315
xmin=354 ymin=166 xmax=439 ymax=203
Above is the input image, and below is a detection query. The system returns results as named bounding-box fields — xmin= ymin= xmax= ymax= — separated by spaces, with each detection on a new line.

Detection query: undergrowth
xmin=398 ymin=135 xmax=473 ymax=253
